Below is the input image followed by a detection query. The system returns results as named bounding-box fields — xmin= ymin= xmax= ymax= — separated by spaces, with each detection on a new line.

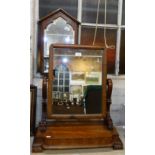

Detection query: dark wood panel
xmin=52 ymin=104 xmax=84 ymax=114
xmin=107 ymin=49 xmax=116 ymax=74
xmin=30 ymin=85 xmax=37 ymax=136
xmin=81 ymin=27 xmax=116 ymax=74
xmin=119 ymin=29 xmax=125 ymax=74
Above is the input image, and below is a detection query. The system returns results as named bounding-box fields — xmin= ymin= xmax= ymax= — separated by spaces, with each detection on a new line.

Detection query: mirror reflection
xmin=44 ymin=17 xmax=75 ymax=72
xmin=52 ymin=48 xmax=103 ymax=115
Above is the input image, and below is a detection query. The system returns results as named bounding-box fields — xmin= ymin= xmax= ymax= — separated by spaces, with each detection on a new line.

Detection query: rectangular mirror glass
xmin=48 ymin=45 xmax=106 ymax=117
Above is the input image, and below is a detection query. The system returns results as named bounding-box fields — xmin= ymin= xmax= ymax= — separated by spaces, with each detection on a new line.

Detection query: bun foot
xmin=32 ymin=138 xmax=43 ymax=153
xmin=113 ymin=135 xmax=123 ymax=150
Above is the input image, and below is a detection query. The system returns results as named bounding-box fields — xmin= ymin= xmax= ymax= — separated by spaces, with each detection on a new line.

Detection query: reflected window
xmin=53 ymin=64 xmax=70 ymax=99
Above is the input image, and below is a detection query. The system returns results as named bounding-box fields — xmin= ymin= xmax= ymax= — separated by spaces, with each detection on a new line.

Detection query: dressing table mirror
xmin=48 ymin=45 xmax=106 ymax=118
xmin=32 ymin=44 xmax=123 ymax=152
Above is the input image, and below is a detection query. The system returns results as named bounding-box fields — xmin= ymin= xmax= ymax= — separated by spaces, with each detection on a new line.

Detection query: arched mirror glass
xmin=44 ymin=17 xmax=75 ymax=72
xmin=44 ymin=17 xmax=75 ymax=57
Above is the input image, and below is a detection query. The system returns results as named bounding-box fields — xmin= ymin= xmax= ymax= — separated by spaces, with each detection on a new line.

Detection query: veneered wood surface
xmin=36 ymin=124 xmax=113 ymax=138
xmin=32 ymin=123 xmax=123 ymax=152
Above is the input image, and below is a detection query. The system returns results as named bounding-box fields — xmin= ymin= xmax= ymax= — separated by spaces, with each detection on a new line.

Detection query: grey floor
xmin=31 ymin=126 xmax=125 ymax=155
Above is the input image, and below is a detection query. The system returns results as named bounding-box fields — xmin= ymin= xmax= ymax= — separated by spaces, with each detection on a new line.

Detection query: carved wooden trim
xmin=42 ymin=76 xmax=48 ymax=100
xmin=42 ymin=76 xmax=48 ymax=120
xmin=105 ymin=79 xmax=113 ymax=130
xmin=39 ymin=8 xmax=80 ymax=24
xmin=38 ymin=75 xmax=48 ymax=132
xmin=113 ymin=134 xmax=123 ymax=150
xmin=38 ymin=121 xmax=47 ymax=132
xmin=32 ymin=137 xmax=43 ymax=152
xmin=30 ymin=85 xmax=37 ymax=136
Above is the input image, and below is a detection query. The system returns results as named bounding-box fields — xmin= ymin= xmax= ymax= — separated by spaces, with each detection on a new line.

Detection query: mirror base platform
xmin=32 ymin=123 xmax=123 ymax=153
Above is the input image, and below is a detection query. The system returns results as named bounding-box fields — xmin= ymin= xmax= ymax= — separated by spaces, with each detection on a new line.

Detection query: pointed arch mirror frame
xmin=37 ymin=9 xmax=80 ymax=74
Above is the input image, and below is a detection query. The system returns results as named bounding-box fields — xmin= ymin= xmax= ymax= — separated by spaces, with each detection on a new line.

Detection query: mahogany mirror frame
xmin=47 ymin=44 xmax=107 ymax=120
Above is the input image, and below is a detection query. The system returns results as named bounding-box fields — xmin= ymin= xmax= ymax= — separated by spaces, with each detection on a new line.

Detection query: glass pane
xmin=65 ymin=80 xmax=69 ymax=85
xmin=52 ymin=48 xmax=104 ymax=114
xmin=122 ymin=0 xmax=125 ymax=25
xmin=59 ymin=73 xmax=63 ymax=79
xmin=65 ymin=87 xmax=69 ymax=92
xmin=59 ymin=80 xmax=63 ymax=85
xmin=107 ymin=0 xmax=118 ymax=24
xmin=65 ymin=73 xmax=69 ymax=78
xmin=119 ymin=29 xmax=125 ymax=74
xmin=82 ymin=0 xmax=118 ymax=24
xmin=39 ymin=0 xmax=78 ymax=19
xmin=53 ymin=80 xmax=58 ymax=85
xmin=53 ymin=87 xmax=57 ymax=91
xmin=82 ymin=0 xmax=105 ymax=23
xmin=81 ymin=26 xmax=117 ymax=74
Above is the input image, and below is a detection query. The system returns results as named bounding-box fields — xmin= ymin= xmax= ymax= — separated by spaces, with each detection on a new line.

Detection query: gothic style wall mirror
xmin=48 ymin=44 xmax=106 ymax=119
xmin=37 ymin=9 xmax=80 ymax=73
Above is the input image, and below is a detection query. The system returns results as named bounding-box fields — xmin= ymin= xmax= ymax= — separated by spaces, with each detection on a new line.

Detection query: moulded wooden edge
xmin=32 ymin=124 xmax=123 ymax=153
